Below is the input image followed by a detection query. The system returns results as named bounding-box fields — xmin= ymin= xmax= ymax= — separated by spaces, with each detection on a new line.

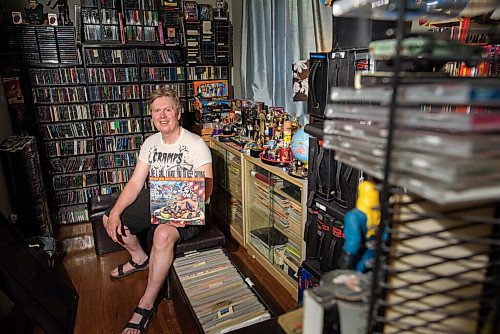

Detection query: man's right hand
xmin=105 ymin=213 xmax=124 ymax=243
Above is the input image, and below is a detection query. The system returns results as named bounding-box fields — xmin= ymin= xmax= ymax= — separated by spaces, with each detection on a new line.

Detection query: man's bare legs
xmin=119 ymin=223 xmax=180 ymax=334
xmin=103 ymin=214 xmax=148 ymax=277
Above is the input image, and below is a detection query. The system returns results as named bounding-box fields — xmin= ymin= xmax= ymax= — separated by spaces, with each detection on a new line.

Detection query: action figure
xmin=47 ymin=0 xmax=72 ymax=26
xmin=25 ymin=0 xmax=47 ymax=25
xmin=338 ymin=180 xmax=381 ymax=273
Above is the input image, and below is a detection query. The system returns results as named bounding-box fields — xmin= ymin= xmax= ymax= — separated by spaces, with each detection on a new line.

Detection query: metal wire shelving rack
xmin=327 ymin=1 xmax=500 ymax=333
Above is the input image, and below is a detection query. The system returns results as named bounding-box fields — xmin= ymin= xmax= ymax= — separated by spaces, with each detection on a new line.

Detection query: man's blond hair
xmin=148 ymin=87 xmax=182 ymax=114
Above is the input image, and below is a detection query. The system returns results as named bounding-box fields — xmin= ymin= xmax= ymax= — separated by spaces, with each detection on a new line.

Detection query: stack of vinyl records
xmin=271 ymin=192 xmax=289 ymax=229
xmin=229 ymin=196 xmax=243 ymax=229
xmin=252 ymin=177 xmax=272 ymax=218
xmin=288 ymin=201 xmax=302 ymax=240
xmin=173 ymin=248 xmax=271 ymax=333
xmin=227 ymin=162 xmax=242 ymax=200
xmin=324 ymin=82 xmax=500 ymax=204
xmin=284 ymin=240 xmax=301 ymax=278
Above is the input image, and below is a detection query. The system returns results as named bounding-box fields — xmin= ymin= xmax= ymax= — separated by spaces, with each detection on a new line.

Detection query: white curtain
xmin=240 ymin=0 xmax=332 ymax=123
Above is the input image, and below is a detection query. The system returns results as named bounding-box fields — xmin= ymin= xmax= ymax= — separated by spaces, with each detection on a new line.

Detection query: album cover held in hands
xmin=150 ymin=176 xmax=205 ymax=226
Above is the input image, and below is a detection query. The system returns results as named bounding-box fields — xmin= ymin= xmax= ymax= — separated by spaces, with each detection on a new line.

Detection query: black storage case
xmin=306 ymin=124 xmax=361 ymax=211
xmin=307 ymin=49 xmax=371 ymax=118
xmin=307 ymin=18 xmax=395 ymax=118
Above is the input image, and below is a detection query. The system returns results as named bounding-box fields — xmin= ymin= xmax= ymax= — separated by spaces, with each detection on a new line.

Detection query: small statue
xmin=47 ymin=0 xmax=72 ymax=26
xmin=25 ymin=0 xmax=47 ymax=25
xmin=338 ymin=180 xmax=381 ymax=273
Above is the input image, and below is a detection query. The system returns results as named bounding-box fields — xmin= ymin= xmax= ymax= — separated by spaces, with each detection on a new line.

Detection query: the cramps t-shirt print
xmin=148 ymin=145 xmax=203 ymax=178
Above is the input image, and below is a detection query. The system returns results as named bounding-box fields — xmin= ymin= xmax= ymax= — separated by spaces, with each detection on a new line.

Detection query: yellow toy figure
xmin=338 ymin=180 xmax=381 ymax=272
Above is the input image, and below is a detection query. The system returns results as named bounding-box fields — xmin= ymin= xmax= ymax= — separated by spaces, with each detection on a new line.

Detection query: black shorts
xmin=105 ymin=189 xmax=200 ymax=242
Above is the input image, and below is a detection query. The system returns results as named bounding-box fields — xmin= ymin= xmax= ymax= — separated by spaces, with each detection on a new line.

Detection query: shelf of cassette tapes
xmin=136 ymin=45 xmax=185 ymax=134
xmin=326 ymin=1 xmax=500 ymax=333
xmin=123 ymin=0 xmax=159 ymax=43
xmin=209 ymin=138 xmax=245 ymax=246
xmin=173 ymin=248 xmax=271 ymax=333
xmin=244 ymin=156 xmax=307 ymax=300
xmin=83 ymin=45 xmax=142 ymax=195
xmin=29 ymin=64 xmax=96 ymax=225
xmin=81 ymin=0 xmax=121 ymax=43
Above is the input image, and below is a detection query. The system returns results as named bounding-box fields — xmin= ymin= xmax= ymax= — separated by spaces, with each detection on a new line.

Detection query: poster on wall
xmin=2 ymin=77 xmax=24 ymax=104
xmin=292 ymin=60 xmax=309 ymax=102
xmin=193 ymin=79 xmax=229 ymax=98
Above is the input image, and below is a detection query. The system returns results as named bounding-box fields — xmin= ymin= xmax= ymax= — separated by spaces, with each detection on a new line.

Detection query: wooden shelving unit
xmin=243 ymin=155 xmax=307 ymax=300
xmin=209 ymin=137 xmax=245 ymax=246
xmin=209 ymin=138 xmax=308 ymax=300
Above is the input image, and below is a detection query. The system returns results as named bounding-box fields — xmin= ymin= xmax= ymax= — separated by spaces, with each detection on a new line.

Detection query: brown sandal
xmin=110 ymin=258 xmax=149 ymax=279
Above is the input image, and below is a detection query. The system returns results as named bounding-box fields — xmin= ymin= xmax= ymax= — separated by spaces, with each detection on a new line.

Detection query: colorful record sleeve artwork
xmin=150 ymin=177 xmax=205 ymax=226
xmin=193 ymin=79 xmax=228 ymax=98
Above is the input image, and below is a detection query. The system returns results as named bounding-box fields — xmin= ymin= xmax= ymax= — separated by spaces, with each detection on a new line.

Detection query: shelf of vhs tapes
xmin=244 ymin=155 xmax=307 ymax=300
xmin=28 ymin=63 xmax=97 ymax=225
xmin=325 ymin=1 xmax=500 ymax=333
xmin=209 ymin=138 xmax=245 ymax=246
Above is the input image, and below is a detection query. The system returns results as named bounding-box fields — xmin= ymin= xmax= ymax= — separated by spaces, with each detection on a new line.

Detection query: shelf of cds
xmin=83 ymin=45 xmax=143 ymax=196
xmin=28 ymin=65 xmax=96 ymax=225
xmin=243 ymin=155 xmax=307 ymax=300
xmin=209 ymin=138 xmax=245 ymax=246
xmin=324 ymin=1 xmax=500 ymax=333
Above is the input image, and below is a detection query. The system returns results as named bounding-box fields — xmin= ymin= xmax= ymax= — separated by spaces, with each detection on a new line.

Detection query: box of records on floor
xmin=173 ymin=248 xmax=271 ymax=333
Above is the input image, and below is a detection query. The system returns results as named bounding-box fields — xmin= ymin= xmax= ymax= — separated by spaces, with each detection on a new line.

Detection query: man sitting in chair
xmin=103 ymin=87 xmax=213 ymax=334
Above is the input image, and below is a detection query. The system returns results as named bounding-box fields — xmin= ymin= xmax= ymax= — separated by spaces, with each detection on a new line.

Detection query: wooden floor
xmin=52 ymin=222 xmax=295 ymax=334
